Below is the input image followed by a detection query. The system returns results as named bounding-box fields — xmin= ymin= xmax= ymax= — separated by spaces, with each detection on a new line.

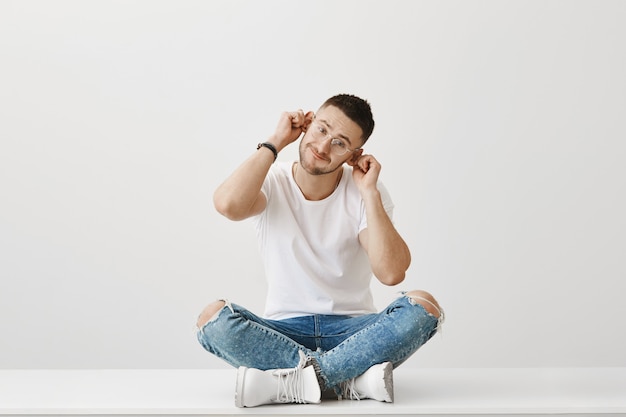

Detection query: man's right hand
xmin=269 ymin=109 xmax=314 ymax=152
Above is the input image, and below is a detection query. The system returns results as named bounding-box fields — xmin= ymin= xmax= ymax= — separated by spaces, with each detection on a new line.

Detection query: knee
xmin=196 ymin=300 xmax=226 ymax=329
xmin=405 ymin=290 xmax=443 ymax=319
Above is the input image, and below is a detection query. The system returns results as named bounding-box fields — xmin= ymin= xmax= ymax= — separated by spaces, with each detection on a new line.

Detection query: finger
xmin=361 ymin=155 xmax=381 ymax=174
xmin=281 ymin=111 xmax=297 ymax=126
xmin=356 ymin=156 xmax=369 ymax=173
xmin=289 ymin=109 xmax=305 ymax=127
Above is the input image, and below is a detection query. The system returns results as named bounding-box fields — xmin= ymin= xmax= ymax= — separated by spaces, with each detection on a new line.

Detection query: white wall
xmin=1 ymin=0 xmax=624 ymax=369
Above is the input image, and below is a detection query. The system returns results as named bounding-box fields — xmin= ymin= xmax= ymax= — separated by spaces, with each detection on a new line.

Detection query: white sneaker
xmin=342 ymin=362 xmax=394 ymax=402
xmin=235 ymin=351 xmax=321 ymax=407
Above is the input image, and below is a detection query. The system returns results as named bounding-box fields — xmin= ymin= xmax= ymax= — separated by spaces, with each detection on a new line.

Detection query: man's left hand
xmin=351 ymin=154 xmax=381 ymax=196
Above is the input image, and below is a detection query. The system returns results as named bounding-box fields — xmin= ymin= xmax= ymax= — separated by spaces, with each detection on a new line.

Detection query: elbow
xmin=378 ymin=271 xmax=406 ymax=286
xmin=374 ymin=250 xmax=411 ymax=286
xmin=213 ymin=193 xmax=246 ymax=221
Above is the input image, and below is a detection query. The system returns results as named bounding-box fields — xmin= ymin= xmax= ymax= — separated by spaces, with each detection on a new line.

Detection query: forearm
xmin=362 ymin=189 xmax=411 ymax=285
xmin=213 ymin=146 xmax=275 ymax=220
xmin=213 ymin=109 xmax=311 ymax=220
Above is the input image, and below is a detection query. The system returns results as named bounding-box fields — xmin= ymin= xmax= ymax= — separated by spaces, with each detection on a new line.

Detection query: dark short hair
xmin=319 ymin=94 xmax=375 ymax=144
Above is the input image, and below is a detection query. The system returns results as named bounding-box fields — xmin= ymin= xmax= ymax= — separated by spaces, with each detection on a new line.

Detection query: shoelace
xmin=339 ymin=378 xmax=361 ymax=401
xmin=274 ymin=351 xmax=308 ymax=403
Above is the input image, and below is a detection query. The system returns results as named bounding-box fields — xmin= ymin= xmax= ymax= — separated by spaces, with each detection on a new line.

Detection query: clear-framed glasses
xmin=309 ymin=120 xmax=358 ymax=156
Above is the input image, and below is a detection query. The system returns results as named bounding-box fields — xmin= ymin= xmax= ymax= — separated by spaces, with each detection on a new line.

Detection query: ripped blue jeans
xmin=196 ymin=293 xmax=443 ymax=393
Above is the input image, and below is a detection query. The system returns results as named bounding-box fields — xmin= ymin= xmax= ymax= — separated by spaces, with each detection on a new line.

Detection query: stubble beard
xmin=298 ymin=142 xmax=343 ymax=176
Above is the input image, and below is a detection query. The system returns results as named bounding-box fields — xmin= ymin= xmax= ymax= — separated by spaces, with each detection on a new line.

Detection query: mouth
xmin=308 ymin=145 xmax=330 ymax=162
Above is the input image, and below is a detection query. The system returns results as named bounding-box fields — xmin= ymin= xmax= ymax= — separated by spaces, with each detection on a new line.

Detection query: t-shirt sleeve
xmin=250 ymin=165 xmax=277 ymax=228
xmin=259 ymin=168 xmax=273 ymax=201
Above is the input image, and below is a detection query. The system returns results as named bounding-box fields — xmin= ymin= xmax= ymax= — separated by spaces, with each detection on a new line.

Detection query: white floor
xmin=1 ymin=368 xmax=625 ymax=416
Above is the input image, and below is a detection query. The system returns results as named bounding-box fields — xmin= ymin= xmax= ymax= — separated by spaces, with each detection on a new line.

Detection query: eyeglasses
xmin=309 ymin=120 xmax=358 ymax=156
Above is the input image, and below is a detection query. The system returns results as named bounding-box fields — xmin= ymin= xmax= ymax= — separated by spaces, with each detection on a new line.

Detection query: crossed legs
xmin=196 ymin=290 xmax=443 ymax=396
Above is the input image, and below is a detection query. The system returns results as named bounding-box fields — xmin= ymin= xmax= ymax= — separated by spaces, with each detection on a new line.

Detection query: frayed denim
xmin=196 ymin=293 xmax=442 ymax=392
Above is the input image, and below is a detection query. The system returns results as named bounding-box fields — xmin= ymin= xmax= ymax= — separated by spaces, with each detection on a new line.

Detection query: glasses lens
xmin=330 ymin=139 xmax=350 ymax=156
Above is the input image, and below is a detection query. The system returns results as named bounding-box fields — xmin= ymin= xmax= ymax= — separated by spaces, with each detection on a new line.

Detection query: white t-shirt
xmin=252 ymin=161 xmax=395 ymax=320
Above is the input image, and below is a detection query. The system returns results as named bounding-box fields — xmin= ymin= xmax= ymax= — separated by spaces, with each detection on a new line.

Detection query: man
xmin=196 ymin=94 xmax=444 ymax=407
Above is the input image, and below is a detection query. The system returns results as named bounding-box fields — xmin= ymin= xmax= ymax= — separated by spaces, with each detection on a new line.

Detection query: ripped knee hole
xmin=196 ymin=300 xmax=226 ymax=328
xmin=406 ymin=292 xmax=444 ymax=319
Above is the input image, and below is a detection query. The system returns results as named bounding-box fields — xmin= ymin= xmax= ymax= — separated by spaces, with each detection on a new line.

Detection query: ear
xmin=346 ymin=148 xmax=364 ymax=166
xmin=302 ymin=111 xmax=315 ymax=132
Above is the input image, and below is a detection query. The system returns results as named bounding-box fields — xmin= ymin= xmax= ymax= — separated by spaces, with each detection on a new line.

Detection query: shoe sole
xmin=235 ymin=366 xmax=247 ymax=408
xmin=381 ymin=362 xmax=394 ymax=403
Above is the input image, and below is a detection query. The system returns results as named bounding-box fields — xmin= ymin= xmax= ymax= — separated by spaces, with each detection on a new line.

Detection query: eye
xmin=331 ymin=139 xmax=347 ymax=149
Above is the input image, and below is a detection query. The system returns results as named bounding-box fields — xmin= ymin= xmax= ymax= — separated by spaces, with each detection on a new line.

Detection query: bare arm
xmin=213 ymin=149 xmax=273 ymax=221
xmin=213 ymin=110 xmax=314 ymax=221
xmin=353 ymin=155 xmax=411 ymax=285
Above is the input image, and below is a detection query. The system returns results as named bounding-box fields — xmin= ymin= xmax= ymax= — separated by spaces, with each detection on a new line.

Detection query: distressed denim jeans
xmin=196 ymin=293 xmax=442 ymax=392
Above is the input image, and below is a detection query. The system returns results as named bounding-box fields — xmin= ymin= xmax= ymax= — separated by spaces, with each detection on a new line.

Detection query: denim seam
xmin=314 ymin=315 xmax=322 ymax=350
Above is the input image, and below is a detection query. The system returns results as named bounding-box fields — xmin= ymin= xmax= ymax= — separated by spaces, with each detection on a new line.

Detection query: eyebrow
xmin=319 ymin=119 xmax=353 ymax=145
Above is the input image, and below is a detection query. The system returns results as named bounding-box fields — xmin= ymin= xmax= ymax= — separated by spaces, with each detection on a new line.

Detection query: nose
xmin=316 ymin=136 xmax=333 ymax=154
